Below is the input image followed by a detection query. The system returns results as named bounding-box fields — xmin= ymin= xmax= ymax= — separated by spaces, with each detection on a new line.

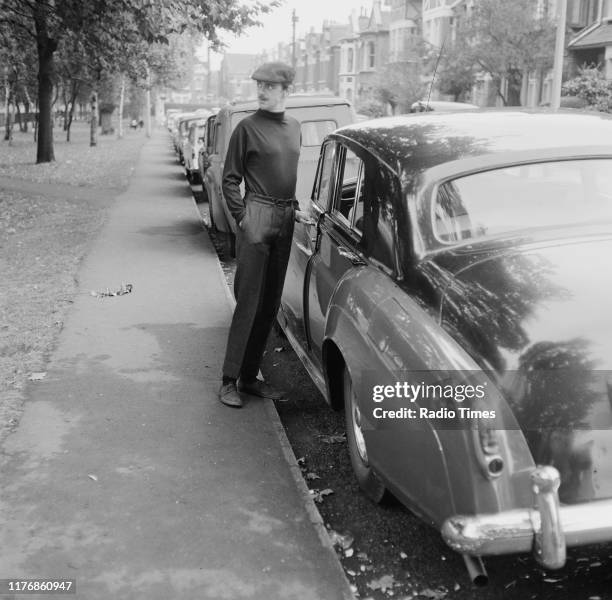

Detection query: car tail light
xmin=473 ymin=424 xmax=504 ymax=478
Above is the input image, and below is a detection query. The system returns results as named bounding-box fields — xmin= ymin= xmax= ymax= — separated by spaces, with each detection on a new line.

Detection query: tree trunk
xmin=145 ymin=66 xmax=152 ymax=138
xmin=16 ymin=100 xmax=25 ymax=132
xmin=66 ymin=83 xmax=79 ymax=142
xmin=4 ymin=88 xmax=12 ymax=142
xmin=3 ymin=74 xmax=8 ymax=136
xmin=5 ymin=93 xmax=14 ymax=144
xmin=34 ymin=4 xmax=57 ymax=163
xmin=117 ymin=74 xmax=125 ymax=139
xmin=62 ymin=88 xmax=69 ymax=131
xmin=23 ymin=87 xmax=32 ymax=133
xmin=90 ymin=91 xmax=98 ymax=147
xmin=34 ymin=101 xmax=38 ymax=142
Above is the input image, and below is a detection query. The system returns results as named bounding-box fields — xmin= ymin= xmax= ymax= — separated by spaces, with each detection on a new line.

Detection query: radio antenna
xmin=426 ymin=37 xmax=446 ymax=110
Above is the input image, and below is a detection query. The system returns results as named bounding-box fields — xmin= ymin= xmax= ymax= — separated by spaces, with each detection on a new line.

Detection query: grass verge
xmin=0 ymin=121 xmax=147 ymax=443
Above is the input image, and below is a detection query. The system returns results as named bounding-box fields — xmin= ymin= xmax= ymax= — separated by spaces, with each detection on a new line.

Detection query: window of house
xmin=368 ymin=42 xmax=375 ymax=68
xmin=348 ymin=47 xmax=354 ymax=72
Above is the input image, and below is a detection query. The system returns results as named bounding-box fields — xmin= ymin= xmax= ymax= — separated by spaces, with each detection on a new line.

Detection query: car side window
xmin=361 ymin=164 xmax=399 ymax=274
xmin=312 ymin=142 xmax=337 ymax=210
xmin=332 ymin=147 xmax=364 ymax=237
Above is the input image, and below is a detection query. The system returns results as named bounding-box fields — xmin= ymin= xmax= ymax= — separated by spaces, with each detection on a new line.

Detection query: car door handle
xmin=337 ymin=246 xmax=366 ymax=266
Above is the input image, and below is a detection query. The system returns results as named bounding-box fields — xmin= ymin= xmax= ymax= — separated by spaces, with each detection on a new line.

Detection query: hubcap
xmin=351 ymin=399 xmax=368 ymax=464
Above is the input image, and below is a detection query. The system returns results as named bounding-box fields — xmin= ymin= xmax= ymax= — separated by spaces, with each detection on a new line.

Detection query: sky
xmin=204 ymin=0 xmax=370 ymax=68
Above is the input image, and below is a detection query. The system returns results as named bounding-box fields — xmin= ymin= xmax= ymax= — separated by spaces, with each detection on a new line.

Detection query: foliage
xmin=374 ymin=62 xmax=426 ymax=114
xmin=355 ymin=100 xmax=386 ymax=119
xmin=444 ymin=0 xmax=557 ymax=106
xmin=0 ymin=0 xmax=279 ymax=162
xmin=562 ymin=65 xmax=612 ymax=113
xmin=435 ymin=39 xmax=477 ymax=102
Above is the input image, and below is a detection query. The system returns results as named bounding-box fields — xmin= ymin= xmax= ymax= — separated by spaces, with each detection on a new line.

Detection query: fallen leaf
xmin=28 ymin=372 xmax=47 ymax=381
xmin=418 ymin=588 xmax=448 ymax=600
xmin=87 ymin=474 xmax=98 ymax=481
xmin=274 ymin=347 xmax=284 ymax=352
xmin=400 ymin=551 xmax=408 ymax=559
xmin=367 ymin=574 xmax=395 ymax=592
xmin=312 ymin=488 xmax=334 ymax=503
xmin=345 ymin=548 xmax=354 ymax=557
xmin=305 ymin=472 xmax=320 ymax=480
xmin=328 ymin=529 xmax=354 ymax=550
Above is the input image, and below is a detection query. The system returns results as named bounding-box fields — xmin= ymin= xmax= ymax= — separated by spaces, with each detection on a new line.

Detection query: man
xmin=218 ymin=61 xmax=310 ymax=408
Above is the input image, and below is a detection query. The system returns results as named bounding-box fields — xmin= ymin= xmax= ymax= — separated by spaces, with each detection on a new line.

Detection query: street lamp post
xmin=551 ymin=0 xmax=568 ymax=109
xmin=292 ymin=9 xmax=298 ymax=70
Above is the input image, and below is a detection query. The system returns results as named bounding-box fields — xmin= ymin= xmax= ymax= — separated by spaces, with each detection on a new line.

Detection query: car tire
xmin=343 ymin=365 xmax=387 ymax=504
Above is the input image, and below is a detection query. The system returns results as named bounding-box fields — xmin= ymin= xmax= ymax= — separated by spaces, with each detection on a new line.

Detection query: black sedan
xmin=278 ymin=109 xmax=612 ymax=582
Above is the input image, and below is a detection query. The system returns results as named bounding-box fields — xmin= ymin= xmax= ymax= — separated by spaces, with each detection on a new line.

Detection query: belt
xmin=248 ymin=192 xmax=295 ymax=206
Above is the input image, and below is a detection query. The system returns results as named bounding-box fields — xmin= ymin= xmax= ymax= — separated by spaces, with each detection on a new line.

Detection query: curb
xmin=195 ymin=201 xmax=356 ymax=600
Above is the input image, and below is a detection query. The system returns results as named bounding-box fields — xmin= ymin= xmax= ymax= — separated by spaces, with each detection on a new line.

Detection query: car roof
xmin=222 ymin=95 xmax=352 ymax=114
xmin=332 ymin=109 xmax=612 ymax=179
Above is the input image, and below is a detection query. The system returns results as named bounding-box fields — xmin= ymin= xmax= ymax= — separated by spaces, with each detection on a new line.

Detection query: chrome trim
xmin=442 ymin=466 xmax=612 ymax=569
xmin=531 ymin=466 xmax=565 ymax=569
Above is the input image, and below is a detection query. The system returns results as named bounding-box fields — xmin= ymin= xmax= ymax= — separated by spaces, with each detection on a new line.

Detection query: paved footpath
xmin=0 ymin=129 xmax=354 ymax=600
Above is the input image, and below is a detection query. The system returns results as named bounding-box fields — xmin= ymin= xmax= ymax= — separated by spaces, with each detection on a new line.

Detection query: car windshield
xmin=431 ymin=158 xmax=612 ymax=245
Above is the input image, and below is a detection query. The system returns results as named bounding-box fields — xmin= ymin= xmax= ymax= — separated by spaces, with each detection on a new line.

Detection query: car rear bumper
xmin=441 ymin=466 xmax=612 ymax=569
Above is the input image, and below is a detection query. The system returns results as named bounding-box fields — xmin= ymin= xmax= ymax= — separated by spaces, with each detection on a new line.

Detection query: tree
xmin=0 ymin=0 xmax=278 ymax=163
xmin=374 ymin=62 xmax=426 ymax=115
xmin=451 ymin=0 xmax=556 ymax=106
xmin=436 ymin=40 xmax=477 ymax=102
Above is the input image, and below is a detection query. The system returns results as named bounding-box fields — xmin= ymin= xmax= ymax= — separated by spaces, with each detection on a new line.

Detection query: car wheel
xmin=343 ymin=366 xmax=387 ymax=504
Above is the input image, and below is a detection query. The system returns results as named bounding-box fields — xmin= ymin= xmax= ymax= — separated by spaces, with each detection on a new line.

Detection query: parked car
xmin=278 ymin=109 xmax=612 ymax=581
xmin=201 ymin=96 xmax=355 ymax=245
xmin=198 ymin=113 xmax=217 ymax=198
xmin=410 ymin=99 xmax=478 ymax=112
xmin=183 ymin=116 xmax=211 ymax=183
xmin=177 ymin=114 xmax=206 ymax=165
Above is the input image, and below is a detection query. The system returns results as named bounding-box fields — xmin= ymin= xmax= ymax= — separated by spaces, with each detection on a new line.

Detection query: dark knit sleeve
xmin=222 ymin=122 xmax=247 ymax=224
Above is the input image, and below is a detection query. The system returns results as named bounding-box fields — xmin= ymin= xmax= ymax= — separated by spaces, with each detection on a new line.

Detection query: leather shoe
xmin=218 ymin=381 xmax=243 ymax=408
xmin=238 ymin=378 xmax=286 ymax=401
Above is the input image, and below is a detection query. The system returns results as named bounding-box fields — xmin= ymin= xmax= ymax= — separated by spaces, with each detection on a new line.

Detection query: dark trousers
xmin=222 ymin=198 xmax=295 ymax=381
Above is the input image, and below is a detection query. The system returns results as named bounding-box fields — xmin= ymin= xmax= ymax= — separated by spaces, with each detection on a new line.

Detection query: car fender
xmin=323 ymin=268 xmax=535 ymax=519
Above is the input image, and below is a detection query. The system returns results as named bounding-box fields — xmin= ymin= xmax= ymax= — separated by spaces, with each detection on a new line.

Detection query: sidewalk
xmin=0 ymin=130 xmax=354 ymax=600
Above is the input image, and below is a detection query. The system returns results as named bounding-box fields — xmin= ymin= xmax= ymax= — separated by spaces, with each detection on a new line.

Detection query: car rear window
xmin=432 ymin=159 xmax=612 ymax=244
xmin=300 ymin=120 xmax=337 ymax=147
xmin=229 ymin=112 xmax=338 ymax=147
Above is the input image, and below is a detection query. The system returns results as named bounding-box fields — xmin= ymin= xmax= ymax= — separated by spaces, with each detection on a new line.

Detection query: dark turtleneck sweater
xmin=222 ymin=108 xmax=301 ymax=224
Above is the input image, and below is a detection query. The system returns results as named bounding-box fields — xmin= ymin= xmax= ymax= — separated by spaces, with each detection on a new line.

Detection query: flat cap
xmin=251 ymin=61 xmax=295 ymax=85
